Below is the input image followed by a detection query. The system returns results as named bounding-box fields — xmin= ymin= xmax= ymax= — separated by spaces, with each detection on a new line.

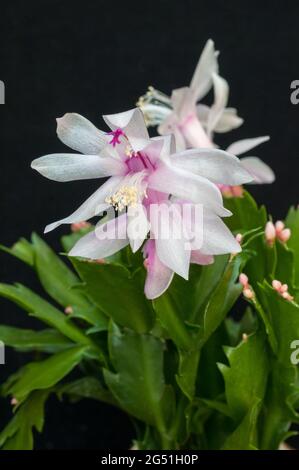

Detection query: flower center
xmin=105 ymin=186 xmax=139 ymax=211
xmin=105 ymin=172 xmax=148 ymax=211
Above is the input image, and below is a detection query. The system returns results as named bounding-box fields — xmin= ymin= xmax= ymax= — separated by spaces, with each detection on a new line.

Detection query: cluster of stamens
xmin=265 ymin=220 xmax=291 ymax=246
xmin=136 ymin=86 xmax=173 ymax=126
xmin=239 ymin=273 xmax=255 ymax=300
xmin=272 ymin=280 xmax=294 ymax=301
xmin=105 ymin=186 xmax=139 ymax=211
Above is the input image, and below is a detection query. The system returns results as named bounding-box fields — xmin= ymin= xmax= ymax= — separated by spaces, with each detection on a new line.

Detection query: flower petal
xmin=56 ymin=113 xmax=107 ymax=154
xmin=44 ymin=176 xmax=123 ymax=233
xmin=150 ymin=204 xmax=191 ymax=279
xmin=103 ymin=108 xmax=149 ymax=152
xmin=127 ymin=205 xmax=150 ymax=253
xmin=199 ymin=210 xmax=241 ymax=255
xmin=213 ymin=107 xmax=244 ymax=133
xmin=170 ymin=148 xmax=253 ymax=185
xmin=148 ymin=164 xmax=231 ymax=217
xmin=207 ymin=74 xmax=229 ymax=135
xmin=31 ymin=153 xmax=126 ymax=182
xmin=143 ymin=240 xmax=174 ymax=299
xmin=240 ymin=157 xmax=275 ymax=184
xmin=69 ymin=214 xmax=129 ymax=259
xmin=226 ymin=136 xmax=270 ymax=156
xmin=190 ymin=39 xmax=219 ymax=102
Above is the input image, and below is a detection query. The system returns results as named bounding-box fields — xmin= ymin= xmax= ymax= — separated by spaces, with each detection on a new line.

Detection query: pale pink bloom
xmin=32 ymin=107 xmax=251 ymax=298
xmin=138 ymin=40 xmax=243 ymax=152
xmin=138 ymin=40 xmax=274 ymax=186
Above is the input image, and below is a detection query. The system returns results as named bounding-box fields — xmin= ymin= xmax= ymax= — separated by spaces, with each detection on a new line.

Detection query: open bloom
xmin=137 ymin=39 xmax=274 ymax=186
xmin=137 ymin=39 xmax=243 ymax=151
xmin=31 ymin=107 xmax=252 ymax=298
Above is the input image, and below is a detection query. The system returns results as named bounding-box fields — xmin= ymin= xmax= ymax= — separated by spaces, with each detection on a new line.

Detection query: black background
xmin=0 ymin=0 xmax=299 ymax=449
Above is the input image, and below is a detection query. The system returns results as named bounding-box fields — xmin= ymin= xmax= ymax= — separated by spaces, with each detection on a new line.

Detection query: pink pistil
xmin=107 ymin=128 xmax=125 ymax=147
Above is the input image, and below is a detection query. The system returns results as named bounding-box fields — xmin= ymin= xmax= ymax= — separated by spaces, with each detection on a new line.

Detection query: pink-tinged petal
xmin=170 ymin=148 xmax=253 ymax=185
xmin=226 ymin=136 xmax=270 ymax=156
xmin=213 ymin=107 xmax=244 ymax=133
xmin=143 ymin=240 xmax=174 ymax=299
xmin=191 ymin=251 xmax=214 ymax=265
xmin=171 ymin=87 xmax=195 ymax=119
xmin=140 ymin=137 xmax=165 ymax=165
xmin=69 ymin=214 xmax=129 ymax=259
xmin=240 ymin=157 xmax=275 ymax=184
xmin=127 ymin=205 xmax=150 ymax=253
xmin=148 ymin=164 xmax=231 ymax=217
xmin=56 ymin=113 xmax=107 ymax=154
xmin=151 ymin=204 xmax=191 ymax=279
xmin=207 ymin=74 xmax=229 ymax=135
xmin=103 ymin=108 xmax=149 ymax=152
xmin=179 ymin=113 xmax=213 ymax=148
xmin=31 ymin=153 xmax=126 ymax=182
xmin=199 ymin=210 xmax=242 ymax=255
xmin=44 ymin=176 xmax=123 ymax=233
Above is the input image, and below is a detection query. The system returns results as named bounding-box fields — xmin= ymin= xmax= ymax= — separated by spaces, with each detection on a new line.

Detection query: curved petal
xmin=56 ymin=113 xmax=107 ymax=154
xmin=69 ymin=214 xmax=129 ymax=259
xmin=44 ymin=176 xmax=123 ymax=233
xmin=127 ymin=204 xmax=150 ymax=253
xmin=171 ymin=87 xmax=195 ymax=119
xmin=150 ymin=204 xmax=190 ymax=279
xmin=198 ymin=211 xmax=241 ymax=255
xmin=213 ymin=107 xmax=244 ymax=133
xmin=226 ymin=136 xmax=270 ymax=156
xmin=170 ymin=148 xmax=253 ymax=185
xmin=240 ymin=157 xmax=275 ymax=184
xmin=148 ymin=164 xmax=231 ymax=217
xmin=31 ymin=153 xmax=126 ymax=182
xmin=207 ymin=74 xmax=229 ymax=135
xmin=143 ymin=240 xmax=174 ymax=299
xmin=196 ymin=103 xmax=210 ymax=126
xmin=103 ymin=108 xmax=149 ymax=152
xmin=190 ymin=39 xmax=219 ymax=102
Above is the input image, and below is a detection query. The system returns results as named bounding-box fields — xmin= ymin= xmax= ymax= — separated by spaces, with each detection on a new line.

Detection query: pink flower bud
xmin=239 ymin=273 xmax=249 ymax=287
xmin=235 ymin=233 xmax=243 ymax=244
xmin=278 ymin=228 xmax=291 ymax=243
xmin=272 ymin=279 xmax=282 ymax=291
xmin=275 ymin=220 xmax=285 ymax=233
xmin=64 ymin=306 xmax=73 ymax=315
xmin=71 ymin=221 xmax=91 ymax=232
xmin=265 ymin=221 xmax=276 ymax=244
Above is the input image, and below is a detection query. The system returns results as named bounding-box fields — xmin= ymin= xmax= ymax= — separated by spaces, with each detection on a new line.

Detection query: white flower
xmin=31 ymin=107 xmax=252 ymax=298
xmin=137 ymin=39 xmax=243 ymax=151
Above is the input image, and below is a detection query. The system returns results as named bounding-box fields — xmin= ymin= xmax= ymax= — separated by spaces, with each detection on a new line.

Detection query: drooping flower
xmin=137 ymin=39 xmax=243 ymax=151
xmin=137 ymin=40 xmax=275 ymax=186
xmin=31 ymin=107 xmax=252 ymax=298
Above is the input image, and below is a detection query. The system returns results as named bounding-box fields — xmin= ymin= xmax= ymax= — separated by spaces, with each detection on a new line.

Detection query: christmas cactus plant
xmin=0 ymin=40 xmax=298 ymax=450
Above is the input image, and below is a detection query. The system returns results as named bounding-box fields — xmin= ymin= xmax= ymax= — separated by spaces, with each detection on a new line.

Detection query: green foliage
xmin=0 ymin=390 xmax=50 ymax=450
xmin=0 ymin=191 xmax=298 ymax=450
